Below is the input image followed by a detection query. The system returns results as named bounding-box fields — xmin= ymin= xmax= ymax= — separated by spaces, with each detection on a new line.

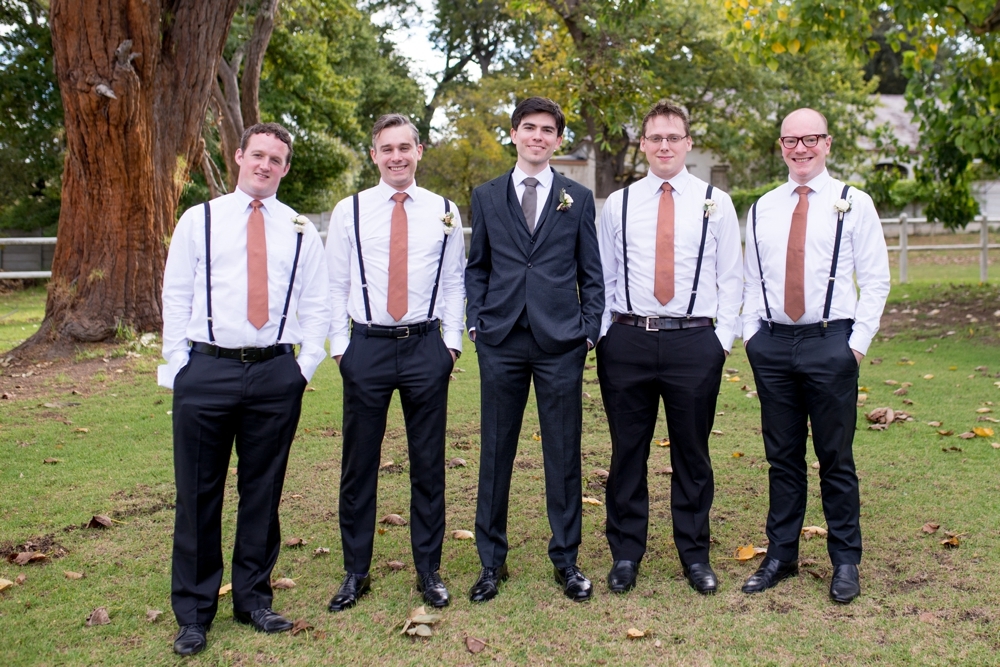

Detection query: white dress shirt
xmin=742 ymin=169 xmax=890 ymax=355
xmin=598 ymin=168 xmax=744 ymax=351
xmin=512 ymin=165 xmax=554 ymax=227
xmin=158 ymin=188 xmax=332 ymax=389
xmin=326 ymin=180 xmax=467 ymax=357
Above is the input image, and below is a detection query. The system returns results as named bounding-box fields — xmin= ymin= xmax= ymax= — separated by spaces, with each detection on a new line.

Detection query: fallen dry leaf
xmin=447 ymin=457 xmax=467 ymax=468
xmin=582 ymin=497 xmax=603 ymax=506
xmin=656 ymin=438 xmax=670 ymax=447
xmin=87 ymin=515 xmax=113 ymax=529
xmin=289 ymin=493 xmax=303 ymax=499
xmin=884 ymin=380 xmax=898 ymax=386
xmin=285 ymin=537 xmax=306 ymax=547
xmin=972 ymin=427 xmax=994 ymax=437
xmin=43 ymin=458 xmax=61 ymax=464
xmin=313 ymin=630 xmax=327 ymax=640
xmin=146 ymin=609 xmax=163 ymax=623
xmin=923 ymin=374 xmax=934 ymax=380
xmin=893 ymin=388 xmax=908 ymax=396
xmin=86 ymin=607 xmax=110 ymax=626
xmin=531 ymin=433 xmax=541 ymax=441
xmin=379 ymin=459 xmax=395 ymax=470
xmin=313 ymin=547 xmax=330 ymax=556
xmin=801 ymin=526 xmax=828 ymax=540
xmin=732 ymin=451 xmax=744 ymax=458
xmin=15 ymin=574 xmax=26 ymax=585
xmin=922 ymin=522 xmax=941 ymax=534
xmin=937 ymin=430 xmax=954 ymax=436
xmin=927 ymin=421 xmax=942 ymax=427
xmin=811 ymin=461 xmax=820 ymax=469
xmin=452 ymin=530 xmax=475 ymax=540
xmin=941 ymin=536 xmax=960 ymax=548
xmin=726 ymin=376 xmax=741 ymax=383
xmin=992 ymin=442 xmax=1000 ymax=449
xmin=976 ymin=407 xmax=992 ymax=413
xmin=465 ymin=636 xmax=488 ymax=654
xmin=218 ymin=583 xmax=232 ymax=597
xmin=868 ymin=423 xmax=888 ymax=431
xmin=64 ymin=571 xmax=85 ymax=580
xmin=654 ymin=466 xmax=673 ymax=475
xmin=0 ymin=578 xmax=13 ymax=593
xmin=735 ymin=544 xmax=765 ymax=561
xmin=627 ymin=628 xmax=646 ymax=639
xmin=74 ymin=427 xmax=89 ymax=433
xmin=10 ymin=551 xmax=47 ymax=566
xmin=290 ymin=619 xmax=314 ymax=636
xmin=592 ymin=469 xmax=610 ymax=481
xmin=387 ymin=560 xmax=406 ymax=570
xmin=958 ymin=432 xmax=976 ymax=440
xmin=380 ymin=514 xmax=407 ymax=526
xmin=272 ymin=578 xmax=296 ymax=590
xmin=711 ymin=429 xmax=724 ymax=435
xmin=903 ymin=399 xmax=914 ymax=405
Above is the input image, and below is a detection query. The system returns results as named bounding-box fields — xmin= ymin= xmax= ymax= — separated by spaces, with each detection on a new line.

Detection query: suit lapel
xmin=530 ymin=168 xmax=565 ymax=253
xmin=489 ymin=171 xmax=530 ymax=256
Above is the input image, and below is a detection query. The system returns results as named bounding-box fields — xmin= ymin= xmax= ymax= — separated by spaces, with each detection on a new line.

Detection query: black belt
xmin=612 ymin=313 xmax=713 ymax=331
xmin=190 ymin=342 xmax=294 ymax=362
xmin=352 ymin=319 xmax=440 ymax=339
xmin=763 ymin=318 xmax=853 ymax=336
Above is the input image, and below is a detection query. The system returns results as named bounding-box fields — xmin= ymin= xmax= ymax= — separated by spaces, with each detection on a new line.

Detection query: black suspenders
xmin=202 ymin=201 xmax=302 ymax=344
xmin=352 ymin=193 xmax=451 ymax=326
xmin=619 ymin=182 xmax=714 ymax=317
xmin=751 ymin=183 xmax=851 ymax=328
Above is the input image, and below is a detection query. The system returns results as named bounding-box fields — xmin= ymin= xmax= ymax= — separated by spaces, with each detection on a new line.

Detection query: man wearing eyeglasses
xmin=741 ymin=108 xmax=889 ymax=604
xmin=595 ymin=100 xmax=743 ymax=595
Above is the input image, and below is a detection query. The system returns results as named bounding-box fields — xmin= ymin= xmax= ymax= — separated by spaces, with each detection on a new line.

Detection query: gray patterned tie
xmin=521 ymin=177 xmax=539 ymax=234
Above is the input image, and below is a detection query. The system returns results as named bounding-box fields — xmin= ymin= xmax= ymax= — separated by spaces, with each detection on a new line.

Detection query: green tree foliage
xmin=0 ymin=0 xmax=62 ymax=234
xmin=725 ymin=0 xmax=999 ymax=227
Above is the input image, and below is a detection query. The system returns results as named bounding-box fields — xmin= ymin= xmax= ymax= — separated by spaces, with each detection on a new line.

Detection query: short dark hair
xmin=641 ymin=100 xmax=690 ymax=138
xmin=240 ymin=122 xmax=294 ymax=163
xmin=511 ymin=97 xmax=566 ymax=137
xmin=371 ymin=113 xmax=421 ymax=149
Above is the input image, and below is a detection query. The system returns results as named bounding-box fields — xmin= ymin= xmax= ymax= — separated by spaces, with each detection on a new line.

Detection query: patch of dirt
xmin=0 ymin=342 xmax=140 ymax=402
xmin=0 ymin=533 xmax=70 ymax=561
xmin=878 ymin=284 xmax=1000 ymax=344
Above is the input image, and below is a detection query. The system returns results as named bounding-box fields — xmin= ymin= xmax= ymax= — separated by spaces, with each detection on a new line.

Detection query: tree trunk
xmin=22 ymin=0 xmax=240 ymax=352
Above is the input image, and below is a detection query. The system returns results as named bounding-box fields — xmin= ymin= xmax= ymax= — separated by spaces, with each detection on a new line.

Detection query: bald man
xmin=740 ymin=108 xmax=889 ymax=604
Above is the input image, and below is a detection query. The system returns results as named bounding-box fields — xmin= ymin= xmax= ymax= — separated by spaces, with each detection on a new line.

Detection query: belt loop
xmin=215 ymin=345 xmax=221 ymax=359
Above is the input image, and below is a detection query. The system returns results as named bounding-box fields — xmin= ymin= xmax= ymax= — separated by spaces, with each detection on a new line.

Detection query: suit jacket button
xmin=530 ymin=239 xmax=535 ymax=244
xmin=527 ymin=263 xmax=532 ymax=268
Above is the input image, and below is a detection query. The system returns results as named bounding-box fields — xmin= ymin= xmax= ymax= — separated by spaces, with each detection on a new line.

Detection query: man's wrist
xmin=449 ymin=348 xmax=461 ymax=360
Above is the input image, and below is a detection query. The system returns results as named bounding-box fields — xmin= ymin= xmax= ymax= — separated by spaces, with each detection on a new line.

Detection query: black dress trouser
xmin=744 ymin=319 xmax=862 ymax=565
xmin=337 ymin=328 xmax=454 ymax=574
xmin=597 ymin=323 xmax=726 ymax=565
xmin=171 ymin=350 xmax=306 ymax=626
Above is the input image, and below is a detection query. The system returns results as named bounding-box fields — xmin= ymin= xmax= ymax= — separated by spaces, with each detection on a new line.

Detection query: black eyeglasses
xmin=779 ymin=134 xmax=828 ymax=149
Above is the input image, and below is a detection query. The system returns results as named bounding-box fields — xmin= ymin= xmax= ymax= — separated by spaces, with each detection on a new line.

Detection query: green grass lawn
xmin=1 ymin=275 xmax=999 ymax=666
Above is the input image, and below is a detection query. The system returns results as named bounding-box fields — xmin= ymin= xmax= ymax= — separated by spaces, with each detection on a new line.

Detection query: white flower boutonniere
xmin=833 ymin=198 xmax=852 ymax=214
xmin=441 ymin=211 xmax=457 ymax=235
xmin=292 ymin=214 xmax=311 ymax=234
xmin=703 ymin=199 xmax=718 ymax=214
xmin=557 ymin=188 xmax=573 ymax=212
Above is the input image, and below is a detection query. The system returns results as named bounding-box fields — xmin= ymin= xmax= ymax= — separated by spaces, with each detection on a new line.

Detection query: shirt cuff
xmin=296 ymin=345 xmax=325 ymax=382
xmin=443 ymin=329 xmax=463 ymax=352
xmin=715 ymin=327 xmax=735 ymax=353
xmin=330 ymin=335 xmax=351 ymax=358
xmin=742 ymin=319 xmax=762 ymax=343
xmin=157 ymin=349 xmax=191 ymax=390
xmin=848 ymin=332 xmax=874 ymax=357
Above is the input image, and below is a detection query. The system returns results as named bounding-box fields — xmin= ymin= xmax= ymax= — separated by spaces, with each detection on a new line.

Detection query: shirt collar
xmin=645 ymin=166 xmax=691 ymax=197
xmin=513 ymin=165 xmax=554 ymax=189
xmin=234 ymin=187 xmax=279 ymax=213
xmin=786 ymin=168 xmax=831 ymax=196
xmin=376 ymin=179 xmax=418 ymax=202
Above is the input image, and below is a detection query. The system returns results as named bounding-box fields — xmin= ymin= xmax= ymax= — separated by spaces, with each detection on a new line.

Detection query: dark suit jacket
xmin=465 ymin=167 xmax=604 ymax=354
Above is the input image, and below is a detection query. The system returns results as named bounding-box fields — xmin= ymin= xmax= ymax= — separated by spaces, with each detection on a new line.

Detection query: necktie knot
xmin=391 ymin=192 xmax=408 ymax=204
xmin=250 ymin=199 xmax=262 ymax=210
xmin=661 ymin=181 xmax=672 ymax=193
xmin=523 ymin=177 xmax=539 ymax=189
xmin=794 ymin=185 xmax=811 ymax=197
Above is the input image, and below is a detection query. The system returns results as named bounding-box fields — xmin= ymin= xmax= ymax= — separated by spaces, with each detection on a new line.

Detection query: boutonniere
xmin=557 ymin=188 xmax=573 ymax=212
xmin=441 ymin=211 xmax=457 ymax=235
xmin=703 ymin=199 xmax=718 ymax=214
xmin=291 ymin=214 xmax=311 ymax=234
xmin=833 ymin=198 xmax=852 ymax=214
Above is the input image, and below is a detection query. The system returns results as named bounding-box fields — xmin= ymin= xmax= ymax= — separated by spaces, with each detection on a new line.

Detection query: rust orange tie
xmin=653 ymin=181 xmax=675 ymax=306
xmin=387 ymin=192 xmax=409 ymax=321
xmin=784 ymin=185 xmax=812 ymax=322
xmin=246 ymin=200 xmax=268 ymax=329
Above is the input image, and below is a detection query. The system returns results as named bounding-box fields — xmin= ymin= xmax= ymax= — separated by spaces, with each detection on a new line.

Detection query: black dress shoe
xmin=742 ymin=556 xmax=798 ymax=594
xmin=469 ymin=564 xmax=508 ymax=603
xmin=416 ymin=571 xmax=450 ymax=608
xmin=233 ymin=607 xmax=293 ymax=633
xmin=554 ymin=565 xmax=593 ymax=602
xmin=327 ymin=572 xmax=371 ymax=612
xmin=683 ymin=562 xmax=718 ymax=595
xmin=607 ymin=560 xmax=639 ymax=593
xmin=173 ymin=623 xmax=208 ymax=656
xmin=829 ymin=564 xmax=861 ymax=604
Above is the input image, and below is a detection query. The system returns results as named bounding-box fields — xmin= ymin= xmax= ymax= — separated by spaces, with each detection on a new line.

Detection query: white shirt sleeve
xmin=712 ymin=194 xmax=744 ymax=352
xmin=597 ymin=191 xmax=620 ymax=339
xmin=440 ymin=204 xmax=467 ymax=351
xmin=847 ymin=192 xmax=890 ymax=355
xmin=158 ymin=207 xmax=199 ymax=389
xmin=292 ymin=226 xmax=331 ymax=381
xmin=326 ymin=198 xmax=353 ymax=357
xmin=741 ymin=201 xmax=764 ymax=344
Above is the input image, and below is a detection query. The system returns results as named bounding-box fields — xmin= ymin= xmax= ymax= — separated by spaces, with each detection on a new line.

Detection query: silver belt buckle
xmin=396 ymin=326 xmax=410 ymax=339
xmin=239 ymin=347 xmax=253 ymax=363
xmin=644 ymin=316 xmax=659 ymax=332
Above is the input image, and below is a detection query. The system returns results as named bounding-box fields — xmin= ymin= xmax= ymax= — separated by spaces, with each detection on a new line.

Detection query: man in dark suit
xmin=465 ymin=96 xmax=604 ymax=603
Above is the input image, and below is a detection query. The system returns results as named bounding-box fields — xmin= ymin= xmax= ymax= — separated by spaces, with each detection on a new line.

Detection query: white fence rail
xmin=1 ymin=217 xmax=997 ymax=284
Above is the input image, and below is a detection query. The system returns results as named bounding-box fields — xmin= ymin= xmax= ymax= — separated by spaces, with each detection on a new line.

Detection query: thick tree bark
xmin=23 ymin=0 xmax=240 ymax=351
